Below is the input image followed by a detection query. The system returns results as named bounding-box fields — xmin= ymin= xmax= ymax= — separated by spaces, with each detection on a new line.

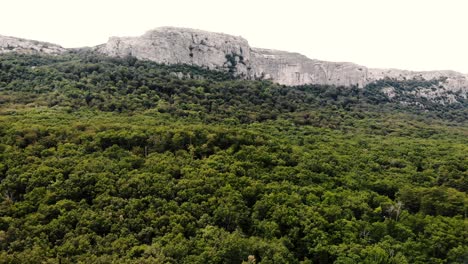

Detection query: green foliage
xmin=0 ymin=53 xmax=466 ymax=263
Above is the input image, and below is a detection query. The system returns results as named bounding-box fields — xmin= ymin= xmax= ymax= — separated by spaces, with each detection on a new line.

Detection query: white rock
xmin=96 ymin=27 xmax=468 ymax=99
xmin=0 ymin=35 xmax=66 ymax=55
xmin=96 ymin=27 xmax=251 ymax=76
xmin=1 ymin=27 xmax=466 ymax=103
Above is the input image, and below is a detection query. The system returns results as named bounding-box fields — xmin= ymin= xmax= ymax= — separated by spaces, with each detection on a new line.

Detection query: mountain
xmin=96 ymin=27 xmax=468 ymax=96
xmin=0 ymin=30 xmax=467 ymax=263
xmin=1 ymin=27 xmax=468 ymax=105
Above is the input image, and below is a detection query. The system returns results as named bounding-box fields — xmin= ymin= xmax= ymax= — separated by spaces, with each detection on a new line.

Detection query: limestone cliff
xmin=0 ymin=35 xmax=66 ymax=55
xmin=1 ymin=27 xmax=467 ymax=102
xmin=96 ymin=27 xmax=251 ymax=76
xmin=96 ymin=27 xmax=468 ymax=100
xmin=367 ymin=68 xmax=468 ymax=93
xmin=250 ymin=48 xmax=369 ymax=87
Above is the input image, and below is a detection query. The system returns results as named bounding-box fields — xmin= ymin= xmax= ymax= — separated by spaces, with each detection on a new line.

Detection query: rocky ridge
xmin=96 ymin=27 xmax=467 ymax=99
xmin=0 ymin=35 xmax=66 ymax=55
xmin=1 ymin=28 xmax=467 ymax=102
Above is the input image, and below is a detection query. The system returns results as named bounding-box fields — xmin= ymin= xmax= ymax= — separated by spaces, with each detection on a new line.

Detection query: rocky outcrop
xmin=96 ymin=27 xmax=468 ymax=99
xmin=1 ymin=27 xmax=467 ymax=102
xmin=97 ymin=28 xmax=370 ymax=87
xmin=0 ymin=35 xmax=66 ymax=55
xmin=96 ymin=27 xmax=252 ymax=76
xmin=250 ymin=48 xmax=369 ymax=87
xmin=367 ymin=68 xmax=468 ymax=93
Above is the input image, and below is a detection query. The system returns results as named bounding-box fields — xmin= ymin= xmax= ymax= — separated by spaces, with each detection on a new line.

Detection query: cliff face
xmin=367 ymin=68 xmax=468 ymax=93
xmin=96 ymin=27 xmax=252 ymax=76
xmin=0 ymin=35 xmax=66 ymax=55
xmin=96 ymin=27 xmax=468 ymax=97
xmin=250 ymin=48 xmax=369 ymax=87
xmin=1 ymin=27 xmax=466 ymax=102
xmin=98 ymin=27 xmax=371 ymax=87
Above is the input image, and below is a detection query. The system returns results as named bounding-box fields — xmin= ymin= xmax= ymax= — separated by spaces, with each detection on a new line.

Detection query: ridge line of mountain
xmin=1 ymin=27 xmax=467 ymax=100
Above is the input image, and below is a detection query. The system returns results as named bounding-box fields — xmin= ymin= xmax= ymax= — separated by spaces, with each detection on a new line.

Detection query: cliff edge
xmin=96 ymin=27 xmax=468 ymax=99
xmin=0 ymin=35 xmax=66 ymax=55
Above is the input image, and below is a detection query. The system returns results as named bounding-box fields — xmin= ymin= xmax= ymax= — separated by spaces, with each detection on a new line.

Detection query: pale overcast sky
xmin=1 ymin=0 xmax=467 ymax=73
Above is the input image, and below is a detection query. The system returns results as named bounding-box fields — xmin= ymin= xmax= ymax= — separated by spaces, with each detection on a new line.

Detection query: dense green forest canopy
xmin=0 ymin=53 xmax=466 ymax=263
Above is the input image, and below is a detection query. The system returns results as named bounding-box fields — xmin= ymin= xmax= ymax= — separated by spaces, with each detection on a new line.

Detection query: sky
xmin=1 ymin=0 xmax=467 ymax=73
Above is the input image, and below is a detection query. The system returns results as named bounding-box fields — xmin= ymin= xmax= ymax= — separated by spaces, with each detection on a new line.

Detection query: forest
xmin=0 ymin=53 xmax=466 ymax=263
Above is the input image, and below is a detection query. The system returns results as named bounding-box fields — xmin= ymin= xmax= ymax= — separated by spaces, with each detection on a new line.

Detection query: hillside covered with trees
xmin=0 ymin=53 xmax=466 ymax=263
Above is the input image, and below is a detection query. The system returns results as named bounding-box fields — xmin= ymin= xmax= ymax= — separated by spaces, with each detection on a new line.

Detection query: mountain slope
xmin=0 ymin=52 xmax=466 ymax=263
xmin=96 ymin=27 xmax=468 ymax=98
xmin=1 ymin=27 xmax=467 ymax=105
xmin=0 ymin=52 xmax=466 ymax=121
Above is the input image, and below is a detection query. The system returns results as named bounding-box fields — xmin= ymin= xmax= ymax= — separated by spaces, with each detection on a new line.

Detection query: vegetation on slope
xmin=0 ymin=53 xmax=466 ymax=263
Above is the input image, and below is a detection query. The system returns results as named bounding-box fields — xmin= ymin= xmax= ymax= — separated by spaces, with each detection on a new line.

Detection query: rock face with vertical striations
xmin=96 ymin=27 xmax=468 ymax=99
xmin=0 ymin=35 xmax=66 ymax=55
xmin=96 ymin=27 xmax=252 ymax=77
xmin=250 ymin=48 xmax=369 ymax=87
xmin=1 ymin=27 xmax=466 ymax=102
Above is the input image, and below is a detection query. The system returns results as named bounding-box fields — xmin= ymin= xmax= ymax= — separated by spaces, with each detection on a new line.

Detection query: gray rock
xmin=96 ymin=27 xmax=251 ymax=76
xmin=250 ymin=48 xmax=369 ymax=87
xmin=0 ymin=35 xmax=66 ymax=55
xmin=97 ymin=27 xmax=468 ymax=100
xmin=1 ymin=27 xmax=467 ymax=103
xmin=367 ymin=68 xmax=468 ymax=93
